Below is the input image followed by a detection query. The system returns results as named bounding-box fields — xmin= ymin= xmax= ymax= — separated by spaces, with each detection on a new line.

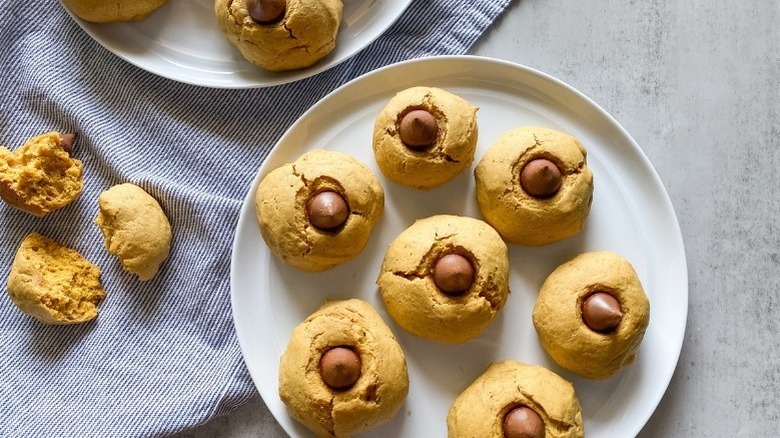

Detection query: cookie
xmin=533 ymin=251 xmax=650 ymax=379
xmin=7 ymin=233 xmax=105 ymax=325
xmin=373 ymin=87 xmax=479 ymax=189
xmin=377 ymin=215 xmax=509 ymax=344
xmin=95 ymin=183 xmax=172 ymax=281
xmin=279 ymin=299 xmax=409 ymax=437
xmin=0 ymin=132 xmax=83 ymax=217
xmin=62 ymin=0 xmax=168 ymax=22
xmin=255 ymin=149 xmax=384 ymax=272
xmin=475 ymin=126 xmax=594 ymax=246
xmin=447 ymin=360 xmax=584 ymax=438
xmin=215 ymin=0 xmax=343 ymax=72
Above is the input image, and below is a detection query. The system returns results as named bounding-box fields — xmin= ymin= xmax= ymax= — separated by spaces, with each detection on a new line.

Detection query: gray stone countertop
xmin=177 ymin=0 xmax=780 ymax=436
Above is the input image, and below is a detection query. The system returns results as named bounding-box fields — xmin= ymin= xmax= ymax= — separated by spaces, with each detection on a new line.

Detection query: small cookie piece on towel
xmin=377 ymin=214 xmax=510 ymax=344
xmin=279 ymin=299 xmax=409 ymax=437
xmin=255 ymin=149 xmax=384 ymax=272
xmin=373 ymin=87 xmax=479 ymax=189
xmin=215 ymin=0 xmax=343 ymax=72
xmin=7 ymin=233 xmax=105 ymax=325
xmin=95 ymin=183 xmax=172 ymax=281
xmin=0 ymin=132 xmax=83 ymax=217
xmin=533 ymin=251 xmax=650 ymax=379
xmin=62 ymin=0 xmax=168 ymax=22
xmin=475 ymin=126 xmax=594 ymax=246
xmin=448 ymin=360 xmax=584 ymax=438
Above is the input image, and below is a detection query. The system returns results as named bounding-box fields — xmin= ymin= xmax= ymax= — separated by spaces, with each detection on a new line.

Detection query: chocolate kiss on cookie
xmin=247 ymin=0 xmax=286 ymax=24
xmin=503 ymin=406 xmax=546 ymax=438
xmin=582 ymin=292 xmax=623 ymax=333
xmin=520 ymin=158 xmax=562 ymax=198
xmin=319 ymin=346 xmax=362 ymax=390
xmin=399 ymin=109 xmax=438 ymax=148
xmin=433 ymin=253 xmax=474 ymax=295
xmin=307 ymin=191 xmax=349 ymax=231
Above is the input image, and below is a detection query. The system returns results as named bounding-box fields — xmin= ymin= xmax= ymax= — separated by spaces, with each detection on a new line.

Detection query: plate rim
xmin=230 ymin=54 xmax=689 ymax=436
xmin=59 ymin=0 xmax=412 ymax=89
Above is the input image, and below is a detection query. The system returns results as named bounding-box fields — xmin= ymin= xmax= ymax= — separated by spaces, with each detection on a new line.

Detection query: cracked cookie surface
xmin=62 ymin=0 xmax=168 ymax=22
xmin=373 ymin=87 xmax=479 ymax=189
xmin=95 ymin=183 xmax=172 ymax=281
xmin=215 ymin=0 xmax=343 ymax=72
xmin=447 ymin=360 xmax=584 ymax=438
xmin=475 ymin=126 xmax=594 ymax=246
xmin=279 ymin=299 xmax=409 ymax=437
xmin=255 ymin=149 xmax=384 ymax=272
xmin=0 ymin=132 xmax=83 ymax=217
xmin=533 ymin=251 xmax=650 ymax=379
xmin=7 ymin=233 xmax=105 ymax=325
xmin=377 ymin=215 xmax=509 ymax=344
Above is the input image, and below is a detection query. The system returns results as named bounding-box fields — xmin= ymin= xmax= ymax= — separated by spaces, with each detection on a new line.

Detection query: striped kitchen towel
xmin=0 ymin=0 xmax=511 ymax=436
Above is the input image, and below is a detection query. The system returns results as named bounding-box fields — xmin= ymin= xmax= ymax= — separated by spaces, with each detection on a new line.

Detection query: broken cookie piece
xmin=279 ymin=299 xmax=409 ymax=437
xmin=255 ymin=149 xmax=384 ymax=272
xmin=0 ymin=131 xmax=84 ymax=217
xmin=95 ymin=183 xmax=172 ymax=281
xmin=7 ymin=233 xmax=105 ymax=325
xmin=214 ymin=0 xmax=343 ymax=72
xmin=377 ymin=214 xmax=510 ymax=344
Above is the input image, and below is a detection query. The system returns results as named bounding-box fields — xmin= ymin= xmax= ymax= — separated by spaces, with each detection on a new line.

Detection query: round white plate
xmin=61 ymin=0 xmax=411 ymax=88
xmin=231 ymin=56 xmax=688 ymax=437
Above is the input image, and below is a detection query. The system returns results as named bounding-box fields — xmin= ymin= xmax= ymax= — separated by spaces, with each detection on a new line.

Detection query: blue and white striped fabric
xmin=0 ymin=1 xmax=510 ymax=436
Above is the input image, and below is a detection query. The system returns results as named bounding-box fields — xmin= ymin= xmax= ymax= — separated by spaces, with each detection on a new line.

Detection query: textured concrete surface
xmin=176 ymin=0 xmax=780 ymax=436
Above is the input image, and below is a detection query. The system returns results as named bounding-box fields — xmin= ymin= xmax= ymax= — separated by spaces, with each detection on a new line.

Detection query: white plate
xmin=231 ymin=56 xmax=688 ymax=437
xmin=61 ymin=0 xmax=411 ymax=88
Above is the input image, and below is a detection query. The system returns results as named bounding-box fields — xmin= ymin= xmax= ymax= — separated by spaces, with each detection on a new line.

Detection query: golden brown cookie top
xmin=378 ymin=214 xmax=509 ymax=343
xmin=475 ymin=126 xmax=593 ymax=246
xmin=533 ymin=251 xmax=650 ymax=379
xmin=279 ymin=299 xmax=409 ymax=437
xmin=373 ymin=86 xmax=479 ymax=189
xmin=214 ymin=0 xmax=343 ymax=71
xmin=255 ymin=149 xmax=384 ymax=272
xmin=447 ymin=360 xmax=584 ymax=438
xmin=62 ymin=0 xmax=168 ymax=22
xmin=0 ymin=131 xmax=84 ymax=217
xmin=6 ymin=233 xmax=105 ymax=325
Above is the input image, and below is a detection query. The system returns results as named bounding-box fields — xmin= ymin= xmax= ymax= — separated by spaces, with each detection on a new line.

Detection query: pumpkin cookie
xmin=448 ymin=360 xmax=584 ymax=438
xmin=62 ymin=0 xmax=168 ymax=22
xmin=373 ymin=87 xmax=479 ymax=189
xmin=95 ymin=183 xmax=172 ymax=281
xmin=533 ymin=251 xmax=650 ymax=379
xmin=377 ymin=215 xmax=509 ymax=344
xmin=279 ymin=299 xmax=409 ymax=437
xmin=215 ymin=0 xmax=343 ymax=72
xmin=0 ymin=132 xmax=83 ymax=217
xmin=475 ymin=126 xmax=594 ymax=246
xmin=7 ymin=233 xmax=105 ymax=325
xmin=255 ymin=150 xmax=384 ymax=272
